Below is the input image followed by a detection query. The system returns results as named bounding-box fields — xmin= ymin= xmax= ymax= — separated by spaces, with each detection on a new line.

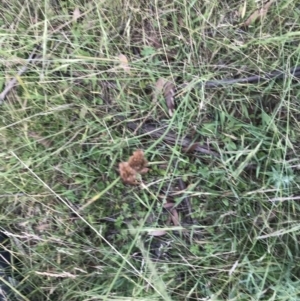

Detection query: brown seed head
xmin=118 ymin=162 xmax=139 ymax=185
xmin=128 ymin=150 xmax=148 ymax=174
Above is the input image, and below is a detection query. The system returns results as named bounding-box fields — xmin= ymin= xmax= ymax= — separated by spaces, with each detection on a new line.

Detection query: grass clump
xmin=0 ymin=0 xmax=300 ymax=300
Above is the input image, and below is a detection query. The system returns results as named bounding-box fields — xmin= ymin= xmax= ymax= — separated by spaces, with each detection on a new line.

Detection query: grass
xmin=0 ymin=0 xmax=300 ymax=300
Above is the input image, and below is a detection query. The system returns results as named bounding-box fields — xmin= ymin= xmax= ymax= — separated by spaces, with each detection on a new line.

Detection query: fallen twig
xmin=0 ymin=45 xmax=41 ymax=104
xmin=198 ymin=65 xmax=300 ymax=88
xmin=116 ymin=116 xmax=220 ymax=157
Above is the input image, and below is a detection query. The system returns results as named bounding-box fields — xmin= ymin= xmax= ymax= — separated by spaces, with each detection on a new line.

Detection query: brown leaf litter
xmin=153 ymin=78 xmax=176 ymax=117
xmin=242 ymin=0 xmax=275 ymax=27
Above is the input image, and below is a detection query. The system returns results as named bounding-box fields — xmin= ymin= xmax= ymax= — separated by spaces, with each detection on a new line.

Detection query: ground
xmin=0 ymin=0 xmax=300 ymax=300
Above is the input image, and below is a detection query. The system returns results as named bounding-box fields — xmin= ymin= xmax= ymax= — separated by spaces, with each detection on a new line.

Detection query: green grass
xmin=0 ymin=0 xmax=300 ymax=300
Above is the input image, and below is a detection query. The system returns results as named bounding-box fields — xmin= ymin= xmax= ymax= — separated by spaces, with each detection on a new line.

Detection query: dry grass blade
xmin=148 ymin=229 xmax=167 ymax=236
xmin=239 ymin=0 xmax=247 ymax=19
xmin=242 ymin=0 xmax=275 ymax=27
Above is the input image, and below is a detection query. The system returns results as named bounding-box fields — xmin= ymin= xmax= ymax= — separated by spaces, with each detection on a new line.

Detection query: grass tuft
xmin=0 ymin=0 xmax=300 ymax=300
